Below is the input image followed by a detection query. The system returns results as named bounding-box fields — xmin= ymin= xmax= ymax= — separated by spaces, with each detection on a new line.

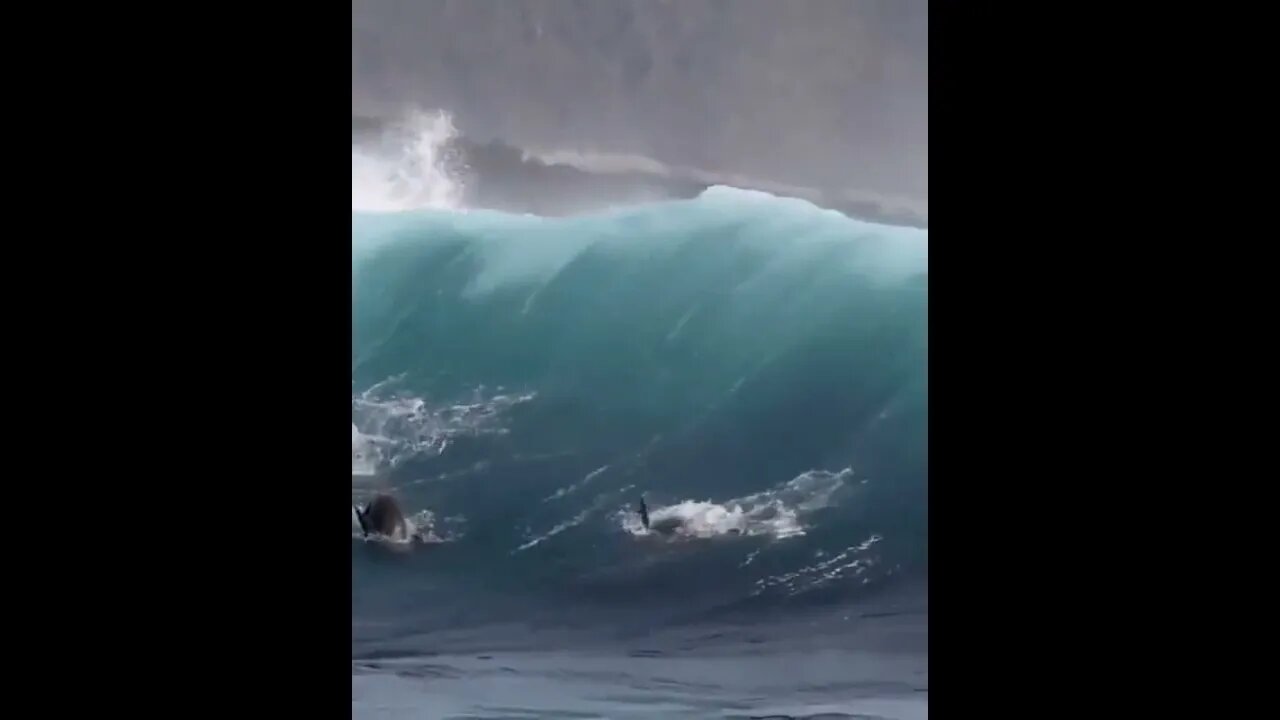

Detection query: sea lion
xmin=636 ymin=495 xmax=685 ymax=536
xmin=354 ymin=493 xmax=421 ymax=543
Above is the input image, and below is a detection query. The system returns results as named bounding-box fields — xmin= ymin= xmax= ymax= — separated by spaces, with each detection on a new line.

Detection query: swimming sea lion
xmin=354 ymin=493 xmax=419 ymax=542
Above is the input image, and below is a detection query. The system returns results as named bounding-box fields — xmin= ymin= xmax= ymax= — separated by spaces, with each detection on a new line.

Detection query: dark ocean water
xmin=351 ymin=148 xmax=927 ymax=717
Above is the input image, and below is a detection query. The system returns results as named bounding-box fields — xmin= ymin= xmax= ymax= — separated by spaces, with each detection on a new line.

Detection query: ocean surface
xmin=351 ymin=113 xmax=928 ymax=719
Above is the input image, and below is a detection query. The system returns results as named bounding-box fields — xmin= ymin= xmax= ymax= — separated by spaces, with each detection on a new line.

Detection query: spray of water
xmin=351 ymin=109 xmax=465 ymax=212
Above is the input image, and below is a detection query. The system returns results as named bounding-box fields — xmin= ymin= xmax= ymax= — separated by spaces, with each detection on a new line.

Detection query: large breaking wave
xmin=351 ymin=112 xmax=927 ymax=641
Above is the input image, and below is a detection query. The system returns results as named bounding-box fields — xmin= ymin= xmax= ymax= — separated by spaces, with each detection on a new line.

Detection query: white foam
xmin=514 ymin=509 xmax=592 ymax=552
xmin=752 ymin=533 xmax=884 ymax=596
xmin=352 ymin=109 xmax=465 ymax=212
xmin=516 ymin=483 xmax=635 ymax=553
xmin=543 ymin=465 xmax=611 ymax=502
xmin=351 ymin=376 xmax=535 ymax=477
xmin=619 ymin=468 xmax=852 ymax=541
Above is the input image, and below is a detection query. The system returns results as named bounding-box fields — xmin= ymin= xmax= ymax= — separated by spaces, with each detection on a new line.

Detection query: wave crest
xmin=352 ymin=110 xmax=465 ymax=212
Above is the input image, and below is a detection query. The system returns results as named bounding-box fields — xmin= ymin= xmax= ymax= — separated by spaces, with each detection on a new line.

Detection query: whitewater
xmin=351 ymin=111 xmax=927 ymax=719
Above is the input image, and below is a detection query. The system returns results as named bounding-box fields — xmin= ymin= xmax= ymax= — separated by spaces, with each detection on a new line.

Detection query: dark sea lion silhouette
xmin=635 ymin=495 xmax=743 ymax=538
xmin=636 ymin=495 xmax=686 ymax=536
xmin=354 ymin=493 xmax=415 ymax=541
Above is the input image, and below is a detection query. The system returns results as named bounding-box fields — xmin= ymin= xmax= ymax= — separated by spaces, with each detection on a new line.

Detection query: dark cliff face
xmin=352 ymin=0 xmax=927 ymax=209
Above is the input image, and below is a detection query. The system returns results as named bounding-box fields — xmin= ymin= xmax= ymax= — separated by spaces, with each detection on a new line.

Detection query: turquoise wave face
xmin=351 ymin=186 xmax=926 ymax=622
